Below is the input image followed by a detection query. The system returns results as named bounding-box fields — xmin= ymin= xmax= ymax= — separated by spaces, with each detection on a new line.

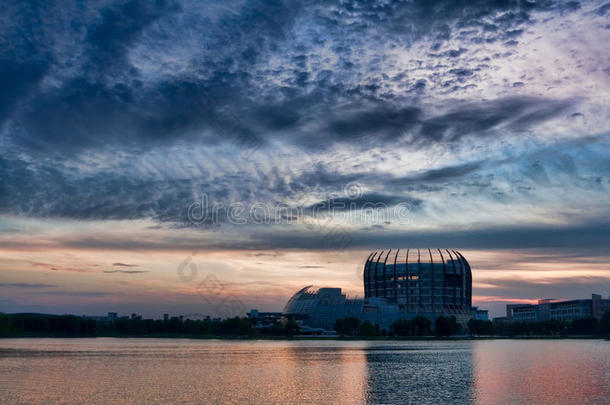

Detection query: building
xmin=283 ymin=286 xmax=364 ymax=330
xmin=506 ymin=294 xmax=610 ymax=322
xmin=471 ymin=307 xmax=489 ymax=321
xmin=283 ymin=248 xmax=478 ymax=332
xmin=364 ymin=249 xmax=472 ymax=315
xmin=247 ymin=309 xmax=283 ymax=326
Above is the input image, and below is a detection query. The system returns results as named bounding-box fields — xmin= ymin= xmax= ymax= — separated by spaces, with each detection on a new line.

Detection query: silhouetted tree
xmin=0 ymin=313 xmax=9 ymax=335
xmin=283 ymin=319 xmax=300 ymax=336
xmin=390 ymin=319 xmax=413 ymax=336
xmin=334 ymin=317 xmax=360 ymax=336
xmin=435 ymin=315 xmax=459 ymax=337
xmin=412 ymin=316 xmax=432 ymax=336
xmin=468 ymin=319 xmax=493 ymax=335
xmin=600 ymin=311 xmax=610 ymax=336
xmin=359 ymin=321 xmax=380 ymax=336
xmin=571 ymin=317 xmax=599 ymax=335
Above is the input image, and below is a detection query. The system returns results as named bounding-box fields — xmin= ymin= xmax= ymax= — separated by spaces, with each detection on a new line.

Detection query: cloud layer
xmin=0 ymin=0 xmax=609 ymax=316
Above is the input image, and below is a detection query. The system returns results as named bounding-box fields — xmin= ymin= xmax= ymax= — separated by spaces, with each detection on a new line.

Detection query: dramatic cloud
xmin=103 ymin=270 xmax=149 ymax=274
xmin=0 ymin=0 xmax=609 ymax=316
xmin=0 ymin=283 xmax=56 ymax=288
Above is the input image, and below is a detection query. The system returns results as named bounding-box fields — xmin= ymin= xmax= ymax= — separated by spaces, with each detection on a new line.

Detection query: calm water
xmin=0 ymin=338 xmax=608 ymax=404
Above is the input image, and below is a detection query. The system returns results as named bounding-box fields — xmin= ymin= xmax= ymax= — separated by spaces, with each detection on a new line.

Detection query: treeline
xmin=3 ymin=311 xmax=610 ymax=338
xmin=469 ymin=311 xmax=610 ymax=337
xmin=335 ymin=310 xmax=610 ymax=338
xmin=335 ymin=315 xmax=461 ymax=337
xmin=0 ymin=313 xmax=299 ymax=338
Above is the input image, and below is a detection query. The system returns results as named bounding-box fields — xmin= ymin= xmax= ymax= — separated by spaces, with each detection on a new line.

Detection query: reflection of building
xmin=506 ymin=294 xmax=610 ymax=322
xmin=283 ymin=249 xmax=479 ymax=332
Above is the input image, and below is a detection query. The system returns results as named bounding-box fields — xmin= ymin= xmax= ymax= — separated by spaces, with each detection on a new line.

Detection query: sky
xmin=1 ymin=0 xmax=609 ymax=318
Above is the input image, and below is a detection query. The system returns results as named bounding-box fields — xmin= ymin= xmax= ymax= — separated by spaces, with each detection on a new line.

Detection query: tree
xmin=0 ymin=313 xmax=9 ymax=335
xmin=599 ymin=311 xmax=610 ymax=336
xmin=359 ymin=321 xmax=380 ymax=337
xmin=391 ymin=319 xmax=413 ymax=336
xmin=218 ymin=317 xmax=253 ymax=336
xmin=435 ymin=315 xmax=459 ymax=337
xmin=334 ymin=317 xmax=360 ymax=336
xmin=468 ymin=319 xmax=493 ymax=335
xmin=412 ymin=316 xmax=431 ymax=336
xmin=571 ymin=317 xmax=598 ymax=335
xmin=283 ymin=319 xmax=300 ymax=336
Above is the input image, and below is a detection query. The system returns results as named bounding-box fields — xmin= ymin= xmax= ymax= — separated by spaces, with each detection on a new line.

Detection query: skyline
xmin=1 ymin=0 xmax=610 ymax=318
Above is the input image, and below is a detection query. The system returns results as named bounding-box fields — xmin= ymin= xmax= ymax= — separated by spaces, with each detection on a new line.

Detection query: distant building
xmin=506 ymin=294 xmax=610 ymax=322
xmin=107 ymin=312 xmax=118 ymax=322
xmin=471 ymin=307 xmax=489 ymax=321
xmin=506 ymin=304 xmax=532 ymax=322
xmin=248 ymin=309 xmax=283 ymax=326
xmin=163 ymin=313 xmax=169 ymax=321
xmin=283 ymin=249 xmax=481 ymax=332
xmin=82 ymin=315 xmax=108 ymax=322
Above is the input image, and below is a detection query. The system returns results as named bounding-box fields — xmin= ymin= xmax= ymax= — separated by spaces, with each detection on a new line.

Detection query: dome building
xmin=282 ymin=249 xmax=474 ymax=332
xmin=282 ymin=286 xmax=364 ymax=331
xmin=364 ymin=249 xmax=472 ymax=313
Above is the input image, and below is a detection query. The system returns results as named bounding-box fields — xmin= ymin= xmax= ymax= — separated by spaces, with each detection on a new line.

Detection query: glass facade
xmin=364 ymin=249 xmax=472 ymax=313
xmin=282 ymin=286 xmax=364 ymax=330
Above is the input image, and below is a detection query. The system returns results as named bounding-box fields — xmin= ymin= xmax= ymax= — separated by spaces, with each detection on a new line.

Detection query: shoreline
xmin=1 ymin=334 xmax=607 ymax=341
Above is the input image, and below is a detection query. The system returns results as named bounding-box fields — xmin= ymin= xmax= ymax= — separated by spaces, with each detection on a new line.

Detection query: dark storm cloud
xmin=305 ymin=193 xmax=421 ymax=213
xmin=84 ymin=0 xmax=176 ymax=76
xmin=249 ymin=220 xmax=610 ymax=251
xmin=0 ymin=0 xmax=596 ymax=227
xmin=418 ymin=97 xmax=578 ymax=142
xmin=0 ymin=154 xmax=199 ymax=222
xmin=326 ymin=0 xmax=554 ymax=41
xmin=475 ymin=276 xmax=610 ymax=300
xmin=3 ymin=0 xmax=301 ymax=152
xmin=0 ymin=1 xmax=54 ymax=125
xmin=4 ymin=218 xmax=609 ymax=252
xmin=2 ymin=133 xmax=604 ymax=223
xmin=324 ymin=107 xmax=421 ymax=142
xmin=0 ymin=283 xmax=56 ymax=288
xmin=288 ymin=160 xmax=486 ymax=195
xmin=103 ymin=270 xmax=149 ymax=274
xmin=390 ymin=162 xmax=484 ymax=184
xmin=0 ymin=0 xmax=583 ymax=155
xmin=29 ymin=290 xmax=119 ymax=297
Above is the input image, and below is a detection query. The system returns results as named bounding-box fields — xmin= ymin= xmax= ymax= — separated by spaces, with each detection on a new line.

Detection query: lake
xmin=0 ymin=338 xmax=608 ymax=404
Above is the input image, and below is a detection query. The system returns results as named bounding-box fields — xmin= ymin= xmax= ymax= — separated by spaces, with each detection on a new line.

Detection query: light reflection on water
xmin=0 ymin=338 xmax=608 ymax=404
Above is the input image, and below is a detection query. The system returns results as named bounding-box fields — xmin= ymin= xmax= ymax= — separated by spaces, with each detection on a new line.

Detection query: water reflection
xmin=0 ymin=338 xmax=608 ymax=404
xmin=363 ymin=342 xmax=475 ymax=404
xmin=472 ymin=340 xmax=610 ymax=405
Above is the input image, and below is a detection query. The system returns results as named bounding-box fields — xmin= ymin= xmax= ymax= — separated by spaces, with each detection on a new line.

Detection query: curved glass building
xmin=282 ymin=286 xmax=364 ymax=331
xmin=283 ymin=249 xmax=474 ymax=332
xmin=364 ymin=249 xmax=472 ymax=313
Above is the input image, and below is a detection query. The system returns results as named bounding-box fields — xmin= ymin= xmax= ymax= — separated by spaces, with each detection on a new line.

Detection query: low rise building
xmin=471 ymin=307 xmax=489 ymax=321
xmin=506 ymin=294 xmax=610 ymax=322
